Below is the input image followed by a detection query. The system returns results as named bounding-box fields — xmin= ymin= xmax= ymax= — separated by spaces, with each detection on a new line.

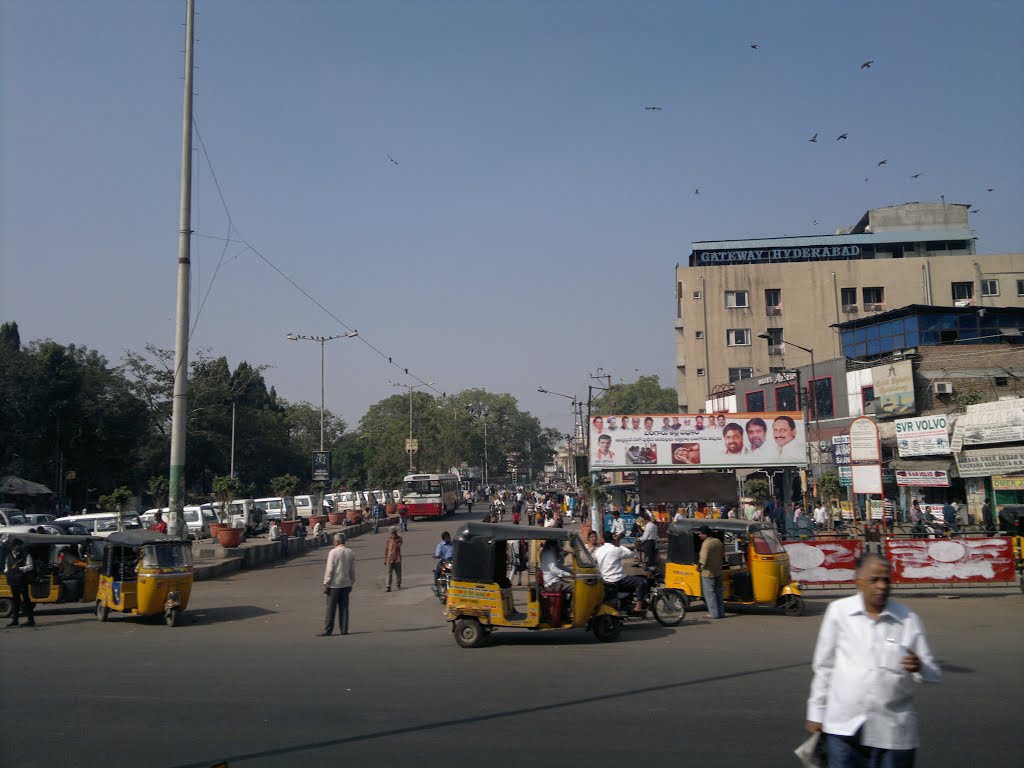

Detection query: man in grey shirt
xmin=319 ymin=533 xmax=356 ymax=636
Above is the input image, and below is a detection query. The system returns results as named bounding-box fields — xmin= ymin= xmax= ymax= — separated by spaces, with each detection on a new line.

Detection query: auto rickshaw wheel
xmin=652 ymin=590 xmax=687 ymax=627
xmin=592 ymin=614 xmax=622 ymax=643
xmin=165 ymin=608 xmax=179 ymax=627
xmin=453 ymin=618 xmax=486 ymax=648
xmin=0 ymin=597 xmax=13 ymax=619
xmin=96 ymin=601 xmax=109 ymax=622
xmin=781 ymin=594 xmax=805 ymax=617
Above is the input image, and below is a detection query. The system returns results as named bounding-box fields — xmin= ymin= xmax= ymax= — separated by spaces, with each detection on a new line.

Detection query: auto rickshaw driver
xmin=594 ymin=533 xmax=649 ymax=614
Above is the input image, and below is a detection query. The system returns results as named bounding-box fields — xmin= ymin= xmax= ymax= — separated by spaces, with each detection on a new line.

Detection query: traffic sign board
xmin=405 ymin=438 xmax=419 ymax=453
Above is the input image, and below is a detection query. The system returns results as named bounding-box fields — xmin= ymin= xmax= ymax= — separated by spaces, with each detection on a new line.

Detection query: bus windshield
xmin=405 ymin=480 xmax=440 ymax=495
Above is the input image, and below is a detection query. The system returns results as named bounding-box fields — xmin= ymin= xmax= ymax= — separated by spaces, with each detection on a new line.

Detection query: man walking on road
xmin=806 ymin=553 xmax=941 ymax=766
xmin=384 ymin=526 xmax=402 ymax=592
xmin=372 ymin=500 xmax=385 ymax=534
xmin=4 ymin=540 xmax=36 ymax=627
xmin=320 ymin=533 xmax=356 ymax=636
xmin=697 ymin=525 xmax=724 ymax=619
xmin=398 ymin=500 xmax=409 ymax=532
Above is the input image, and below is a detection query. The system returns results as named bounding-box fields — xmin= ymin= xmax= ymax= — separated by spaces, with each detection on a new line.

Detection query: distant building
xmin=675 ymin=202 xmax=1024 ymax=414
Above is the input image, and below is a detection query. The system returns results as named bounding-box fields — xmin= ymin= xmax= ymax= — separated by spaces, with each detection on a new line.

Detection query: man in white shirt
xmin=319 ymin=533 xmax=357 ymax=636
xmin=594 ymin=534 xmax=648 ymax=611
xmin=806 ymin=554 xmax=941 ymax=766
xmin=813 ymin=502 xmax=828 ymax=529
xmin=772 ymin=415 xmax=805 ymax=462
xmin=608 ymin=510 xmax=626 ymax=539
xmin=539 ymin=540 xmax=573 ymax=591
xmin=637 ymin=513 xmax=659 ymax=566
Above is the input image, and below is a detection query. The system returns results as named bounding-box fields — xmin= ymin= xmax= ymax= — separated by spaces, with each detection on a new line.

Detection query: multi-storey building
xmin=674 ymin=202 xmax=1024 ymax=413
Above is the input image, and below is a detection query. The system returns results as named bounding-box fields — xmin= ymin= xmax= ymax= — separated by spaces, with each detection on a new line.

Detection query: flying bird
xmin=836 ymin=133 xmax=848 ymax=141
xmin=910 ymin=173 xmax=923 ymax=179
xmin=877 ymin=160 xmax=887 ymax=166
xmin=386 ymin=154 xmax=399 ymax=165
xmin=860 ymin=60 xmax=874 ymax=69
xmin=986 ymin=188 xmax=995 ymax=192
xmin=970 ymin=209 xmax=980 ymax=213
xmin=750 ymin=43 xmax=760 ymax=50
xmin=811 ymin=219 xmax=819 ymax=226
xmin=695 ymin=188 xmax=700 ymax=195
xmin=809 ymin=133 xmax=818 ymax=143
xmin=864 ymin=178 xmax=870 ymax=182
xmin=643 ymin=105 xmax=663 ymax=111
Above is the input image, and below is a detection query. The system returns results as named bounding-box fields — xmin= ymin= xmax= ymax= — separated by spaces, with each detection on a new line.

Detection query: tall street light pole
xmin=538 ymin=387 xmax=581 ymax=486
xmin=467 ymin=405 xmax=491 ymax=488
xmin=287 ymin=331 xmax=359 ymax=450
xmin=390 ymin=381 xmax=434 ymax=471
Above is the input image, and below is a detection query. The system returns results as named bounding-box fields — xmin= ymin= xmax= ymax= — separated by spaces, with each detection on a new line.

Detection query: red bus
xmin=403 ymin=473 xmax=461 ymax=519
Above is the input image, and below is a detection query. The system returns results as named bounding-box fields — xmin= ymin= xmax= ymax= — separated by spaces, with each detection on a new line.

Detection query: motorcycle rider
xmin=594 ymin=533 xmax=648 ymax=614
xmin=433 ymin=531 xmax=454 ymax=592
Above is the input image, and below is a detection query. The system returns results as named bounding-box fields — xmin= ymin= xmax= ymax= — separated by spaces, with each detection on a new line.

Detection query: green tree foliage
xmin=815 ymin=472 xmax=841 ymax=503
xmin=147 ymin=476 xmax=169 ymax=508
xmin=211 ymin=475 xmax=243 ymax=521
xmin=744 ymin=477 xmax=771 ymax=502
xmin=591 ymin=375 xmax=677 ymax=416
xmin=270 ymin=474 xmax=300 ymax=498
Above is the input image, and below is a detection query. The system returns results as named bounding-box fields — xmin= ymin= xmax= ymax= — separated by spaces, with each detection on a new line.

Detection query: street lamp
xmin=286 ymin=331 xmax=359 ymax=451
xmin=538 ymin=387 xmax=582 ymax=486
xmin=757 ymin=332 xmax=823 ymax=507
xmin=389 ymin=380 xmax=434 ymax=471
xmin=466 ymin=405 xmax=491 ymax=488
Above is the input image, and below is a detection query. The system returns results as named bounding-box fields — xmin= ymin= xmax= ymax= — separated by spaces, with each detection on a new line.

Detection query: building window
xmin=726 ymin=329 xmax=751 ymax=346
xmin=728 ymin=367 xmax=753 ymax=383
xmin=695 ymin=330 xmax=704 ymax=340
xmin=809 ymin=377 xmax=834 ymax=419
xmin=981 ymin=279 xmax=999 ymax=297
xmin=1017 ymin=279 xmax=1024 ymax=297
xmin=952 ymin=282 xmax=973 ymax=301
xmin=765 ymin=327 xmax=784 ymax=355
xmin=841 ymin=287 xmax=857 ymax=310
xmin=775 ymin=383 xmax=797 ymax=411
xmin=696 ymin=368 xmax=705 ymax=377
xmin=746 ymin=390 xmax=765 ymax=412
xmin=863 ymin=287 xmax=885 ymax=306
xmin=765 ymin=289 xmax=782 ymax=315
xmin=725 ymin=290 xmax=749 ymax=308
xmin=692 ymin=291 xmax=702 ymax=300
xmin=861 ymin=385 xmax=875 ymax=414
xmin=994 ymin=376 xmax=1009 ymax=387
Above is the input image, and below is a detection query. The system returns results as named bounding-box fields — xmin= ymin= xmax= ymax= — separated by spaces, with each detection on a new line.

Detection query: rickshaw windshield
xmin=571 ymin=536 xmax=596 ymax=568
xmin=751 ymin=528 xmax=786 ymax=555
xmin=142 ymin=544 xmax=192 ymax=569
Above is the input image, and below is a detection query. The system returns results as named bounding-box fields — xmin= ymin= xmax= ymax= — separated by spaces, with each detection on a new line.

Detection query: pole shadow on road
xmin=168 ymin=660 xmax=810 ymax=768
xmin=185 ymin=606 xmax=277 ymax=624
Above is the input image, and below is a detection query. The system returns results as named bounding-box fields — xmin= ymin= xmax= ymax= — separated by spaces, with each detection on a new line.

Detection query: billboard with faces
xmin=589 ymin=412 xmax=807 ymax=470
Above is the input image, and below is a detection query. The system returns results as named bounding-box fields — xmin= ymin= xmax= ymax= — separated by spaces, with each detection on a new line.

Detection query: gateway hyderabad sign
xmin=694 ymin=245 xmax=861 ymax=265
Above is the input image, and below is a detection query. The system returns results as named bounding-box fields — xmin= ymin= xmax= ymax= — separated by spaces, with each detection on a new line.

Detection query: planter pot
xmin=346 ymin=509 xmax=362 ymax=524
xmin=217 ymin=526 xmax=245 ymax=548
xmin=208 ymin=523 xmax=225 ymax=538
xmin=279 ymin=519 xmax=299 ymax=536
xmin=328 ymin=512 xmax=345 ymax=525
xmin=309 ymin=515 xmax=328 ymax=529
xmin=385 ymin=503 xmax=397 ymax=515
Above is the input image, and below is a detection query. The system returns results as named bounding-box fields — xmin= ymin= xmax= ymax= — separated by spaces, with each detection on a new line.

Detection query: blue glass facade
xmin=841 ymin=310 xmax=1024 ymax=360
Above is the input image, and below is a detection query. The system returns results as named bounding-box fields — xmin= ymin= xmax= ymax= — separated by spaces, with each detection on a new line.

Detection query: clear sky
xmin=2 ymin=1 xmax=1022 ymax=434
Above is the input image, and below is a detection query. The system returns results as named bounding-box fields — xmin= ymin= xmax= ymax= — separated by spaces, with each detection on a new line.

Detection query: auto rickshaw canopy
xmin=452 ymin=522 xmax=574 ymax=583
xmin=103 ymin=530 xmax=189 ymax=548
xmin=666 ymin=519 xmax=777 ymax=565
xmin=454 ymin=522 xmax=572 ymax=543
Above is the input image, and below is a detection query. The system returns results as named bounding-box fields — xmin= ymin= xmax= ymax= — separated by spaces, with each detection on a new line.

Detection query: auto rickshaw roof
xmin=0 ymin=532 xmax=93 ymax=547
xmin=103 ymin=530 xmax=189 ymax=547
xmin=455 ymin=522 xmax=573 ymax=543
xmin=668 ymin=519 xmax=770 ymax=536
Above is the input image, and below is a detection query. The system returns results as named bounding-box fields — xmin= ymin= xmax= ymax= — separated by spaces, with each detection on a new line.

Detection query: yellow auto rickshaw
xmin=663 ymin=519 xmax=805 ymax=616
xmin=445 ymin=522 xmax=622 ymax=647
xmin=95 ymin=530 xmax=193 ymax=626
xmin=0 ymin=533 xmax=104 ymax=618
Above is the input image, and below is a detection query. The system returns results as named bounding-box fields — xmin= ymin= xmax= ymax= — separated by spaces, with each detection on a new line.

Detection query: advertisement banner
xmin=588 ymin=412 xmax=806 ymax=470
xmin=849 ymin=417 xmax=881 ymax=462
xmin=950 ymin=407 xmax=1024 ymax=450
xmin=885 ymin=537 xmax=1017 ymax=583
xmin=955 ymin=447 xmax=1024 ymax=477
xmin=895 ymin=415 xmax=951 ymax=457
xmin=895 ymin=469 xmax=950 ymax=487
xmin=838 ymin=466 xmax=852 ymax=487
xmin=783 ymin=539 xmax=864 ymax=584
xmin=871 ymin=360 xmax=915 ymax=416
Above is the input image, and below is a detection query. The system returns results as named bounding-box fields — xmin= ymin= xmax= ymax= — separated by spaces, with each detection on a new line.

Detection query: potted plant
xmin=271 ymin=474 xmax=301 ymax=535
xmin=307 ymin=481 xmax=329 ymax=529
xmin=99 ymin=486 xmax=136 ymax=532
xmin=211 ymin=475 xmax=245 ymax=547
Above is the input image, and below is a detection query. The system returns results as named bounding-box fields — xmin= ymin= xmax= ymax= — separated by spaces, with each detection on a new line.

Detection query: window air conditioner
xmin=766 ymin=306 xmax=782 ymax=316
xmin=933 ymin=382 xmax=953 ymax=395
xmin=842 ymin=304 xmax=859 ymax=313
xmin=864 ymin=303 xmax=886 ymax=312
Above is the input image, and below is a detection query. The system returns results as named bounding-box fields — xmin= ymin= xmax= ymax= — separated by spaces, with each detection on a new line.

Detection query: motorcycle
xmin=434 ymin=558 xmax=452 ymax=604
xmin=604 ymin=567 xmax=686 ymax=627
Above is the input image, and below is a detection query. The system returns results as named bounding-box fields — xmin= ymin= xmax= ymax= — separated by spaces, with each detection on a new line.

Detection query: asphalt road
xmin=1 ymin=509 xmax=1021 ymax=768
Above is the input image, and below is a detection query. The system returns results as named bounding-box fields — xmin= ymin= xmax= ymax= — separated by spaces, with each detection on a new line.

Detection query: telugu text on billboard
xmin=895 ymin=415 xmax=951 ymax=457
xmin=871 ymin=360 xmax=915 ymax=416
xmin=588 ymin=412 xmax=806 ymax=470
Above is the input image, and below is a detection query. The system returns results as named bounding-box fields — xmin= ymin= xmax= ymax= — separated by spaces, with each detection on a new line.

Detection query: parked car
xmin=54 ymin=512 xmax=144 ymax=537
xmin=228 ymin=498 xmax=266 ymax=535
xmin=23 ymin=513 xmax=56 ymax=525
xmin=253 ymin=497 xmax=296 ymax=522
xmin=293 ymin=495 xmax=317 ymax=518
xmin=182 ymin=504 xmax=218 ymax=539
xmin=0 ymin=509 xmax=28 ymax=527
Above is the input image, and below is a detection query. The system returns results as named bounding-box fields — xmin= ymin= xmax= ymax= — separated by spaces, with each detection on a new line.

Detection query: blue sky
xmin=2 ymin=1 xmax=1022 ymax=434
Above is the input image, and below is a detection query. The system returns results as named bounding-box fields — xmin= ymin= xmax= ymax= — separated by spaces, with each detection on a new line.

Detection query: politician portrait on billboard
xmin=589 ymin=412 xmax=807 ymax=470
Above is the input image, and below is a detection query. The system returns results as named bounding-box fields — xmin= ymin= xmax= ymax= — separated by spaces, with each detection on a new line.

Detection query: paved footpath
xmin=1 ymin=509 xmax=1022 ymax=768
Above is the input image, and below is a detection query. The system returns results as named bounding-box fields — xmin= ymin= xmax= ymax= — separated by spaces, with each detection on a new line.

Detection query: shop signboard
xmin=870 ymin=360 xmax=915 ymax=416
xmin=849 ymin=418 xmax=880 ymax=463
xmin=588 ymin=412 xmax=806 ymax=470
xmin=992 ymin=475 xmax=1024 ymax=491
xmin=838 ymin=466 xmax=852 ymax=487
xmin=832 ymin=434 xmax=850 ymax=465
xmin=895 ymin=469 xmax=950 ymax=487
xmin=950 ymin=407 xmax=1024 ymax=450
xmin=868 ymin=498 xmax=896 ymax=520
xmin=895 ymin=415 xmax=951 ymax=457
xmin=955 ymin=447 xmax=1024 ymax=478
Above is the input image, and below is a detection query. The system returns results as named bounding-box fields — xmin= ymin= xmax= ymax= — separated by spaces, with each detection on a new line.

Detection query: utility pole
xmin=288 ymin=331 xmax=359 ymax=450
xmin=390 ymin=381 xmax=433 ymax=471
xmin=167 ymin=0 xmax=195 ymax=540
xmin=229 ymin=401 xmax=236 ymax=478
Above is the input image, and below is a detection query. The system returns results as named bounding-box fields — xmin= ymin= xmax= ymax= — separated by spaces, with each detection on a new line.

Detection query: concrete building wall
xmin=676 ymin=252 xmax=1024 ymax=413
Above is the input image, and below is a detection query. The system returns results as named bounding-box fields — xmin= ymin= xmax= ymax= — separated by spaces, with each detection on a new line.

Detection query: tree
xmin=591 ymin=375 xmax=677 ymax=416
xmin=211 ymin=475 xmax=243 ymax=523
xmin=744 ymin=478 xmax=771 ymax=503
xmin=98 ymin=486 xmax=135 ymax=532
xmin=815 ymin=472 xmax=841 ymax=504
xmin=270 ymin=474 xmax=300 ymax=502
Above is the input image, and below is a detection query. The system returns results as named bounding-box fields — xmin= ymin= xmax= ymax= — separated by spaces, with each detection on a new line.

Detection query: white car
xmin=54 ymin=512 xmax=143 ymax=537
xmin=253 ymin=497 xmax=296 ymax=523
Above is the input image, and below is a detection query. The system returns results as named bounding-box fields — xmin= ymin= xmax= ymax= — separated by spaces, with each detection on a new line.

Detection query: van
xmin=253 ymin=497 xmax=296 ymax=523
xmin=371 ymin=490 xmax=389 ymax=508
xmin=0 ymin=509 xmax=28 ymax=527
xmin=229 ymin=498 xmax=266 ymax=534
xmin=293 ymin=495 xmax=321 ymax=518
xmin=54 ymin=512 xmax=144 ymax=537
